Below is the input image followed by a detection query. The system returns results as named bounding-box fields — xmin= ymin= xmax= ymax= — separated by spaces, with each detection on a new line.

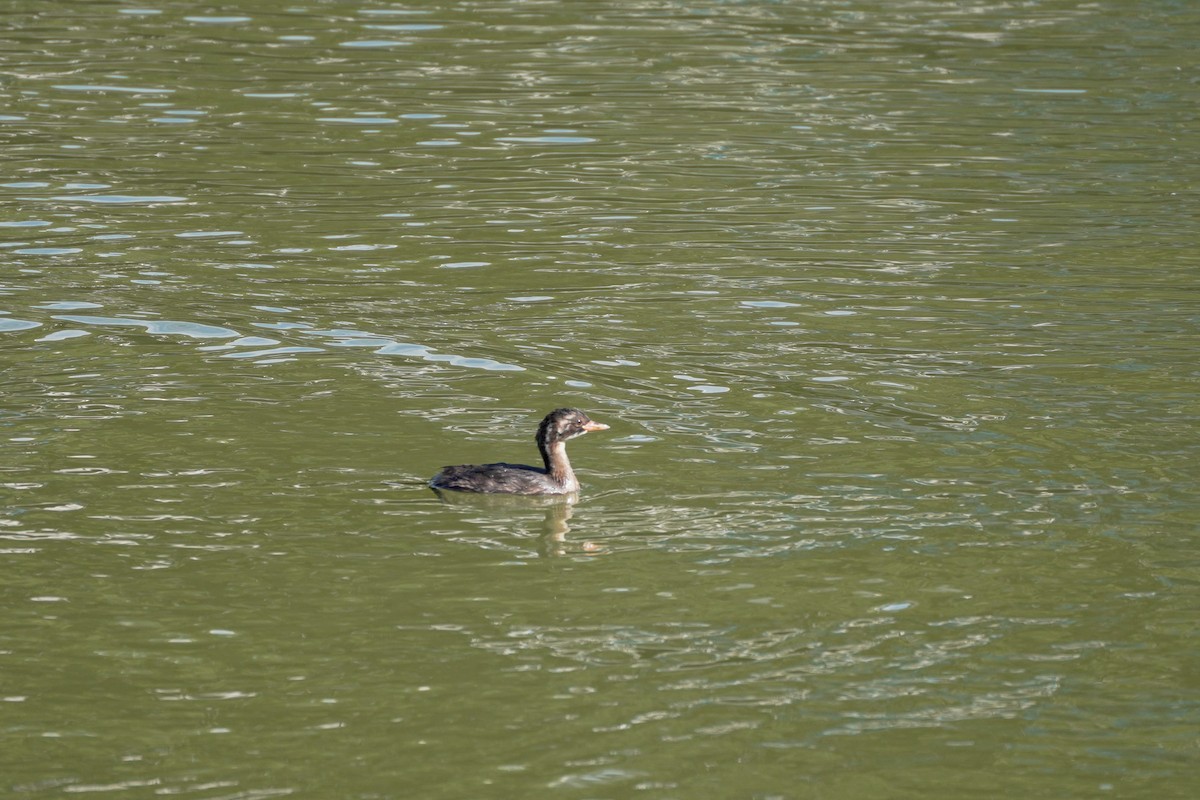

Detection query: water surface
xmin=3 ymin=1 xmax=1198 ymax=797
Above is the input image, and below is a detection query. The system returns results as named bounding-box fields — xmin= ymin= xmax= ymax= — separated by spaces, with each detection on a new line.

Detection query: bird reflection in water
xmin=429 ymin=489 xmax=601 ymax=557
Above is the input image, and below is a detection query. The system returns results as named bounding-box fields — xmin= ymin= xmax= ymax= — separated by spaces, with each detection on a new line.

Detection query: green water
xmin=3 ymin=0 xmax=1198 ymax=797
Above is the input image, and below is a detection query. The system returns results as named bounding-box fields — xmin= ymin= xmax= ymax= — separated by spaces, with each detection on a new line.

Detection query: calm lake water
xmin=3 ymin=0 xmax=1198 ymax=797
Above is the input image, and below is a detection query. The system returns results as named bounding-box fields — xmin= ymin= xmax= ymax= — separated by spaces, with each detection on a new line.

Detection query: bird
xmin=429 ymin=408 xmax=609 ymax=495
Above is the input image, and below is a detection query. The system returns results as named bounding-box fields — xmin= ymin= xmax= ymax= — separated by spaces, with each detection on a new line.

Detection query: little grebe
xmin=429 ymin=408 xmax=609 ymax=495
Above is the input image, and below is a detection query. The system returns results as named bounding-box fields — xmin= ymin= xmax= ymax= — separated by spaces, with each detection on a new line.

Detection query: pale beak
xmin=582 ymin=420 xmax=609 ymax=432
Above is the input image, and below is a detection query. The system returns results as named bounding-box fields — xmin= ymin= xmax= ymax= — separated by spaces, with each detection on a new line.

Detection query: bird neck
xmin=539 ymin=439 xmax=578 ymax=491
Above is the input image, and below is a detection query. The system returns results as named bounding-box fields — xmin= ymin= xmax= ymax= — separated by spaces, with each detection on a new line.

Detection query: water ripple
xmin=47 ymin=194 xmax=187 ymax=205
xmin=52 ymin=315 xmax=239 ymax=339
